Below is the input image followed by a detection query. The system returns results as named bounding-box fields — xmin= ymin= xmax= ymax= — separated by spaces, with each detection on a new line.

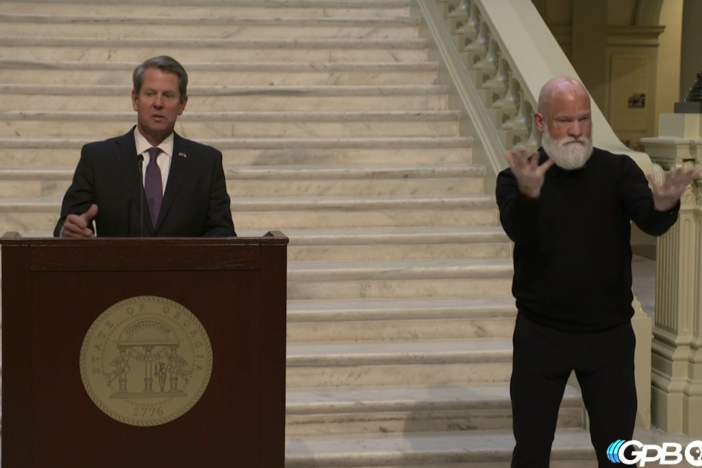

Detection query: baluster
xmin=501 ymin=90 xmax=532 ymax=149
xmin=438 ymin=0 xmax=458 ymax=20
xmin=456 ymin=2 xmax=479 ymax=41
xmin=464 ymin=20 xmax=488 ymax=69
xmin=448 ymin=0 xmax=470 ymax=18
xmin=498 ymin=79 xmax=521 ymax=130
xmin=447 ymin=0 xmax=470 ymax=35
xmin=482 ymin=55 xmax=509 ymax=110
xmin=474 ymin=38 xmax=498 ymax=87
xmin=484 ymin=56 xmax=508 ymax=96
xmin=511 ymin=100 xmax=533 ymax=148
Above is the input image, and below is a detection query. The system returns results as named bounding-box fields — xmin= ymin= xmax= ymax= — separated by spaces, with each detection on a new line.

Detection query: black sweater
xmin=495 ymin=147 xmax=679 ymax=333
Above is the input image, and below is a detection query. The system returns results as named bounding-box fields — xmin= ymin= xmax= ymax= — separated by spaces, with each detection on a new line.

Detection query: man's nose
xmin=154 ymin=96 xmax=164 ymax=108
xmin=568 ymin=122 xmax=582 ymax=139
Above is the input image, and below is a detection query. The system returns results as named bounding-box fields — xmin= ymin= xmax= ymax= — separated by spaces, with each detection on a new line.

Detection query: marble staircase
xmin=0 ymin=0 xmax=597 ymax=466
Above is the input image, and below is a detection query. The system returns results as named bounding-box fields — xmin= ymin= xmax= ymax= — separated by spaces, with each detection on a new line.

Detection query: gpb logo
xmin=607 ymin=439 xmax=702 ymax=466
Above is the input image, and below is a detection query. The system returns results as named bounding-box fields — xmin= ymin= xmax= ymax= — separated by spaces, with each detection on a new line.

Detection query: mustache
xmin=557 ymin=136 xmax=591 ymax=145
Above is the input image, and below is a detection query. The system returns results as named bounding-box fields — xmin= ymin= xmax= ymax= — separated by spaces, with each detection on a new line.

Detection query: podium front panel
xmin=1 ymin=237 xmax=287 ymax=468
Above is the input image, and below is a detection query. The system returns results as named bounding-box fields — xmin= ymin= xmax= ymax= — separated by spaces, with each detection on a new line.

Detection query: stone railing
xmin=412 ymin=0 xmax=655 ymax=428
xmin=642 ymin=115 xmax=702 ymax=436
xmin=413 ymin=0 xmax=654 ymax=180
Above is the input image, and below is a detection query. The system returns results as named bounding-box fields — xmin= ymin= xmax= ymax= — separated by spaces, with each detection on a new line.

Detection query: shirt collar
xmin=134 ymin=127 xmax=174 ymax=158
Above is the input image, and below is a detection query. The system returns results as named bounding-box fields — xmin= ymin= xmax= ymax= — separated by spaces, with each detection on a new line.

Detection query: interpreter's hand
xmin=648 ymin=164 xmax=702 ymax=212
xmin=504 ymin=149 xmax=555 ymax=199
xmin=61 ymin=204 xmax=98 ymax=238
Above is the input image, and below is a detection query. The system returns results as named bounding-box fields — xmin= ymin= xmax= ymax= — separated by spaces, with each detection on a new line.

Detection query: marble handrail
xmin=415 ymin=0 xmax=654 ymax=177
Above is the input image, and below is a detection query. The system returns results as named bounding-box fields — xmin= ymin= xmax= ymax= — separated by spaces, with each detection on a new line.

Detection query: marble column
xmin=642 ymin=113 xmax=702 ymax=436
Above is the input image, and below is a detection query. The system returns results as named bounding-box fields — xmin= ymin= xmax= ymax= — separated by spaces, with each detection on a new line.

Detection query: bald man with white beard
xmin=495 ymin=76 xmax=700 ymax=468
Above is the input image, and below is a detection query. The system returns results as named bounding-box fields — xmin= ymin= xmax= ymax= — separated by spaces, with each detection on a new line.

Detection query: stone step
xmin=0 ymin=194 xmax=498 ymax=232
xmin=283 ymin=226 xmax=509 ymax=262
xmin=8 ymin=227 xmax=508 ymax=262
xmin=286 ymin=384 xmax=583 ymax=436
xmin=0 ymin=165 xmax=484 ymax=198
xmin=286 ymin=297 xmax=515 ymax=341
xmin=285 ymin=429 xmax=596 ymax=468
xmin=0 ymin=15 xmax=419 ymax=40
xmin=286 ymin=339 xmax=513 ymax=388
xmin=0 ymin=60 xmax=440 ymax=86
xmin=0 ymin=166 xmax=485 ymax=198
xmin=286 ymin=258 xmax=511 ymax=300
xmin=0 ymin=37 xmax=428 ymax=63
xmin=0 ymin=136 xmax=473 ymax=167
xmin=0 ymin=110 xmax=459 ymax=138
xmin=0 ymin=0 xmax=411 ymax=19
xmin=0 ymin=84 xmax=448 ymax=112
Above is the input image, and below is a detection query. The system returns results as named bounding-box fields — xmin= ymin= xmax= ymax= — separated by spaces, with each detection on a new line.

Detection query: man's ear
xmin=178 ymin=95 xmax=188 ymax=116
xmin=533 ymin=111 xmax=545 ymax=132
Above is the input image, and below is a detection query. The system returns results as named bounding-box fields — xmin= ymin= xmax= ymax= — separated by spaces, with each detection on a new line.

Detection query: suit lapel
xmin=155 ymin=132 xmax=190 ymax=232
xmin=114 ymin=127 xmax=155 ymax=235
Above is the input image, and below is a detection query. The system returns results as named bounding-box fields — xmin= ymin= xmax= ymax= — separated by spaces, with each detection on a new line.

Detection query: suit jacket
xmin=54 ymin=127 xmax=236 ymax=237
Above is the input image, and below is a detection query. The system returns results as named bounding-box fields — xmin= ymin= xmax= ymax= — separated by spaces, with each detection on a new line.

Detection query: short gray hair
xmin=133 ymin=56 xmax=188 ymax=100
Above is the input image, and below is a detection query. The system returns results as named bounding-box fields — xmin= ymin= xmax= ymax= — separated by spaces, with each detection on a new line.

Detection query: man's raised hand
xmin=648 ymin=164 xmax=702 ymax=212
xmin=504 ymin=149 xmax=555 ymax=199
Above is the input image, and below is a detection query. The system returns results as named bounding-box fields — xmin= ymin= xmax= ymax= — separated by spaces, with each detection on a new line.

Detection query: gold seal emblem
xmin=80 ymin=296 xmax=213 ymax=426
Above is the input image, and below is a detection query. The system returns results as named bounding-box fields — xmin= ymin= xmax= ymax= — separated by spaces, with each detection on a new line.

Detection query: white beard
xmin=541 ymin=125 xmax=593 ymax=170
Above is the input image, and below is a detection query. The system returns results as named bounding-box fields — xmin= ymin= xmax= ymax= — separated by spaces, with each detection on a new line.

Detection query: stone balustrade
xmin=643 ymin=114 xmax=702 ymax=436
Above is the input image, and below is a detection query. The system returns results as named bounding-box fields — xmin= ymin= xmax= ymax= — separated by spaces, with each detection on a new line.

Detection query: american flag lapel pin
xmin=178 ymin=152 xmax=187 ymax=158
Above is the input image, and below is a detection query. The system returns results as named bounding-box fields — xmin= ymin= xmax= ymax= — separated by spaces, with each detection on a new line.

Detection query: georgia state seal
xmin=80 ymin=296 xmax=213 ymax=427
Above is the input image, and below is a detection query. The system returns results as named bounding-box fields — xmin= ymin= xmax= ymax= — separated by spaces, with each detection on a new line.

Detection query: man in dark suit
xmin=54 ymin=56 xmax=236 ymax=238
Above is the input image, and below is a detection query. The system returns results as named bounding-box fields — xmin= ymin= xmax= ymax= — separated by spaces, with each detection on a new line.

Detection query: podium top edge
xmin=0 ymin=231 xmax=289 ymax=245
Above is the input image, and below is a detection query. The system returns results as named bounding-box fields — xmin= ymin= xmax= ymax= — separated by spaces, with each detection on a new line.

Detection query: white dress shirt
xmin=134 ymin=127 xmax=173 ymax=195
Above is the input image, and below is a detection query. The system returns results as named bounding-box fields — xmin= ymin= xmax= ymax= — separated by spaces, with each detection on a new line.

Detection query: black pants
xmin=510 ymin=313 xmax=637 ymax=468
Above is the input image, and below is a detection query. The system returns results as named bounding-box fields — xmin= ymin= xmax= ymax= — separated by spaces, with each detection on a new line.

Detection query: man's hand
xmin=61 ymin=204 xmax=98 ymax=238
xmin=648 ymin=164 xmax=702 ymax=212
xmin=504 ymin=149 xmax=555 ymax=199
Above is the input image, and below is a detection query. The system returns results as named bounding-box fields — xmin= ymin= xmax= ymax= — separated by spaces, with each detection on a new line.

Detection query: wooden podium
xmin=0 ymin=232 xmax=288 ymax=468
